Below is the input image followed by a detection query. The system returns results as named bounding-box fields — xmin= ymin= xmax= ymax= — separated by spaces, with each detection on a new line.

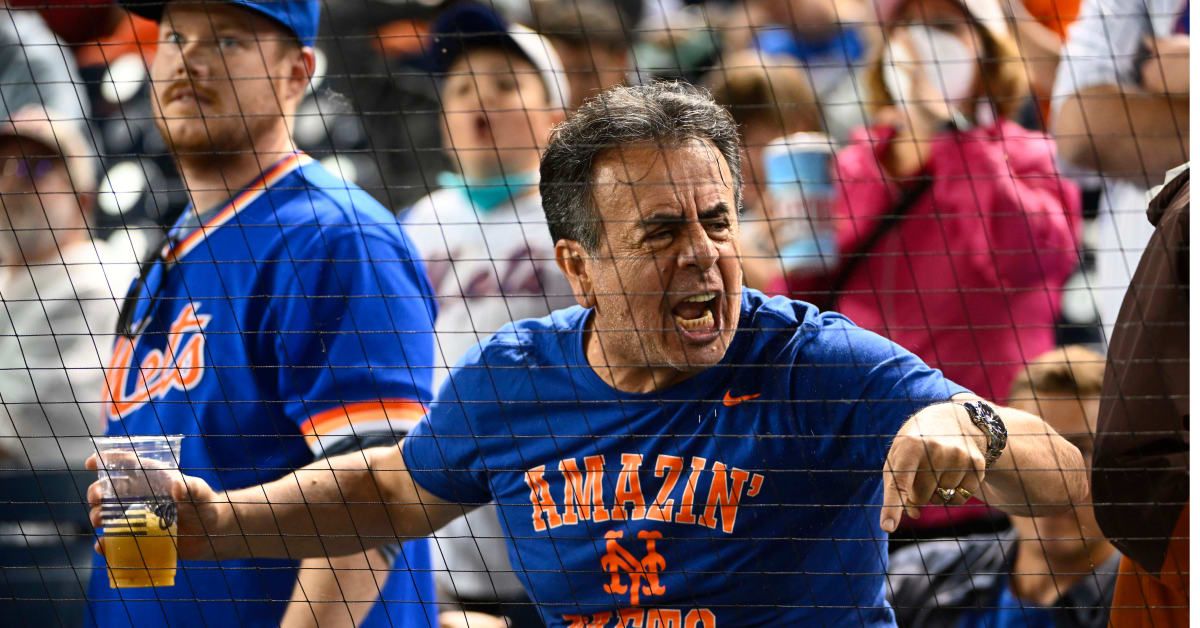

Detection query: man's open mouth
xmin=671 ymin=291 xmax=720 ymax=338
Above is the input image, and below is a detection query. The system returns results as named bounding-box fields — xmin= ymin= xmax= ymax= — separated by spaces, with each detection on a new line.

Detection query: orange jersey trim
xmin=299 ymin=400 xmax=428 ymax=450
xmin=166 ymin=153 xmax=312 ymax=263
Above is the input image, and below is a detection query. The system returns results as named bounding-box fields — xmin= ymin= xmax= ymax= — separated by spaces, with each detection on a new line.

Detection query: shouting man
xmin=90 ymin=83 xmax=1087 ymax=627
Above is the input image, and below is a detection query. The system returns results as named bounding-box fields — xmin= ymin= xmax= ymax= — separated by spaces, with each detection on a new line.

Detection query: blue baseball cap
xmin=118 ymin=0 xmax=320 ymax=47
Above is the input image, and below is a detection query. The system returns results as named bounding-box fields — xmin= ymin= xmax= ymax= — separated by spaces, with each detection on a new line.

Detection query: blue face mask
xmin=436 ymin=170 xmax=539 ymax=212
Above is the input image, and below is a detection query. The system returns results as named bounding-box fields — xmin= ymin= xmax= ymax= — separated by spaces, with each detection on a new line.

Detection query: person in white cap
xmin=400 ymin=3 xmax=574 ymax=625
xmin=0 ymin=106 xmax=136 ymax=471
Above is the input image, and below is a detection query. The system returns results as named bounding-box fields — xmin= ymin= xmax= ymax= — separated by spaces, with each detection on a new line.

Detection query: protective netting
xmin=0 ymin=0 xmax=1188 ymax=626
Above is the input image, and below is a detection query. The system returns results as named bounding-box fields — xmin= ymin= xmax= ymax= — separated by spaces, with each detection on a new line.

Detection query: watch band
xmin=962 ymin=400 xmax=1007 ymax=469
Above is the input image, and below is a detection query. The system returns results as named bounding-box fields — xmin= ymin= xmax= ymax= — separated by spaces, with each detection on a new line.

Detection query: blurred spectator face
xmin=550 ymin=39 xmax=628 ymax=110
xmin=740 ymin=123 xmax=777 ymax=211
xmin=0 ymin=136 xmax=83 ymax=267
xmin=150 ymin=4 xmax=308 ymax=157
xmin=893 ymin=0 xmax=981 ymax=43
xmin=531 ymin=0 xmax=629 ymax=110
xmin=1009 ymin=393 xmax=1104 ymax=554
xmin=579 ymin=141 xmax=742 ymax=382
xmin=707 ymin=57 xmax=822 ymax=212
xmin=1007 ymin=349 xmax=1106 ymax=558
xmin=870 ymin=0 xmax=1028 ymax=121
xmin=888 ymin=0 xmax=984 ymax=109
xmin=755 ymin=0 xmax=872 ymax=41
xmin=441 ymin=47 xmax=563 ymax=179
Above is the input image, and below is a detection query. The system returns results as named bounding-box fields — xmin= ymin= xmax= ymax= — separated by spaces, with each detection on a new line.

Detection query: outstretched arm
xmin=880 ymin=395 xmax=1088 ymax=532
xmin=88 ymin=445 xmax=469 ymax=561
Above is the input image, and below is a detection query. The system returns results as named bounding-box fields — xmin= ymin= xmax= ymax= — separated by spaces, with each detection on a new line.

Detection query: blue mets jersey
xmin=87 ymin=154 xmax=438 ymax=627
xmin=402 ymin=289 xmax=969 ymax=627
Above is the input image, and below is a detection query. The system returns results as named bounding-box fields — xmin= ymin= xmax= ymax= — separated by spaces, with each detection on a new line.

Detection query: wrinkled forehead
xmin=591 ymin=139 xmax=735 ymax=218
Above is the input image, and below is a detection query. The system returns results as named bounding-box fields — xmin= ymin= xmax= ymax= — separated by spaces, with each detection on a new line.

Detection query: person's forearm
xmin=1005 ymin=2 xmax=1062 ymax=98
xmin=209 ymin=447 xmax=427 ymax=560
xmin=1055 ymin=86 xmax=1189 ymax=184
xmin=979 ymin=405 xmax=1089 ymax=516
xmin=282 ymin=550 xmax=388 ymax=628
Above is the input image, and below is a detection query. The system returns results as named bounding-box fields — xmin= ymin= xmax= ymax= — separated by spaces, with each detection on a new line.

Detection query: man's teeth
xmin=675 ymin=309 xmax=714 ymax=330
xmin=682 ymin=292 xmax=717 ymax=303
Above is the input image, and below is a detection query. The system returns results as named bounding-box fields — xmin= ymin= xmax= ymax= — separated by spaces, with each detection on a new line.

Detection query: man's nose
xmin=173 ymin=38 xmax=214 ymax=78
xmin=677 ymin=222 xmax=718 ymax=270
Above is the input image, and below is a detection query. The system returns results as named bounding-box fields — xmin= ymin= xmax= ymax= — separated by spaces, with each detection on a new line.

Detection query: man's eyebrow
xmin=637 ymin=202 xmax=732 ymax=228
xmin=637 ymin=209 xmax=685 ymax=228
xmin=698 ymin=202 xmax=733 ymax=221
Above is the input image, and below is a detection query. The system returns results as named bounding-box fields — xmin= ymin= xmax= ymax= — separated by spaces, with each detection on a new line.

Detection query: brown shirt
xmin=1092 ymin=167 xmax=1189 ymax=627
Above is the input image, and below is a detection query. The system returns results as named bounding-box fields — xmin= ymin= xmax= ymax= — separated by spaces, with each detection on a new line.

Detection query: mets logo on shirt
xmin=103 ymin=303 xmax=212 ymax=422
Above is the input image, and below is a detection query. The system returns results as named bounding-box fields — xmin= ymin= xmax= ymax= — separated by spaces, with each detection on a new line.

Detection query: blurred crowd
xmin=0 ymin=0 xmax=1188 ymax=625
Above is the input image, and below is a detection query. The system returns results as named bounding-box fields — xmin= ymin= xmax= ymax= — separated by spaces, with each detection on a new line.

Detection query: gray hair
xmin=539 ymin=81 xmax=743 ymax=250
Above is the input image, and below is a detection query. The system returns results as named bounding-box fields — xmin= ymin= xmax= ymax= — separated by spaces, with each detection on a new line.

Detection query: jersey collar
xmin=166 ymin=152 xmax=312 ymax=264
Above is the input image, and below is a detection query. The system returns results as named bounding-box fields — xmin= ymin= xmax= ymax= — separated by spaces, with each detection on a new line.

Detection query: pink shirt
xmin=777 ymin=120 xmax=1082 ymax=402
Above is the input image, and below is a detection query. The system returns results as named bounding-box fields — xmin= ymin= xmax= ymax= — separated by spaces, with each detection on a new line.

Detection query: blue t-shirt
xmin=87 ymin=154 xmax=438 ymax=627
xmin=958 ymin=578 xmax=1058 ymax=628
xmin=403 ymin=289 xmax=969 ymax=627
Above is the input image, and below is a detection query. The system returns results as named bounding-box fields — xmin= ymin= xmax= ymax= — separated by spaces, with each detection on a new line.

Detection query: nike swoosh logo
xmin=722 ymin=391 xmax=761 ymax=407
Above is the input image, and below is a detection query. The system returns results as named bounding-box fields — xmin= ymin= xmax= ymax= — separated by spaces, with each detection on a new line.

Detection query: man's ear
xmin=285 ymin=46 xmax=316 ymax=102
xmin=555 ymin=239 xmax=596 ymax=308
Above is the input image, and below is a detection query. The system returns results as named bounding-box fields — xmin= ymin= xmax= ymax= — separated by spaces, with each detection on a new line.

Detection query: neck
xmin=583 ymin=317 xmax=694 ymax=394
xmin=177 ymin=129 xmax=296 ymax=212
xmin=1010 ymin=535 xmax=1117 ymax=606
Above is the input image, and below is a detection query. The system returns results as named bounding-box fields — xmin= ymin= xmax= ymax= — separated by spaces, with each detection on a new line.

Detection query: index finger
xmin=87 ymin=479 xmax=107 ymax=507
xmin=880 ymin=441 xmax=921 ymax=533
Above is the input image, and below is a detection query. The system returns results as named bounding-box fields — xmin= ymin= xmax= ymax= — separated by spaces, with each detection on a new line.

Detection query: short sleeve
xmin=401 ymin=350 xmax=494 ymax=505
xmin=798 ymin=313 xmax=971 ymax=442
xmin=265 ymin=225 xmax=438 ymax=457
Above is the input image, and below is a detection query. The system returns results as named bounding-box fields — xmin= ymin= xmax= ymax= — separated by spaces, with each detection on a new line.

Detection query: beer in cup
xmin=92 ymin=435 xmax=184 ymax=588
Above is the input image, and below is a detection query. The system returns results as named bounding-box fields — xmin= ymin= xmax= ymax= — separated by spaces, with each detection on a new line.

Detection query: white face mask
xmin=881 ymin=24 xmax=977 ymax=111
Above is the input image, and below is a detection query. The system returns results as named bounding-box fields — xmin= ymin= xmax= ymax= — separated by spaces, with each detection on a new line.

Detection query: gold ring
xmin=935 ymin=487 xmax=955 ymax=502
xmin=956 ymin=487 xmax=974 ymax=500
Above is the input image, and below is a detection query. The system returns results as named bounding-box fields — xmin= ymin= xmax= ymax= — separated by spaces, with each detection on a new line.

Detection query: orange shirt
xmin=1108 ymin=506 xmax=1190 ymax=627
xmin=1022 ymin=0 xmax=1083 ymax=38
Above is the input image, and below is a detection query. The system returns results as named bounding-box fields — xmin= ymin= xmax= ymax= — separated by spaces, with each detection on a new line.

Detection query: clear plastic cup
xmin=92 ymin=435 xmax=184 ymax=588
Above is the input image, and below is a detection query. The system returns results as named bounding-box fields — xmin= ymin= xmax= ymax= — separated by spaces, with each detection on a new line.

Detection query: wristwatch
xmin=962 ymin=400 xmax=1007 ymax=469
